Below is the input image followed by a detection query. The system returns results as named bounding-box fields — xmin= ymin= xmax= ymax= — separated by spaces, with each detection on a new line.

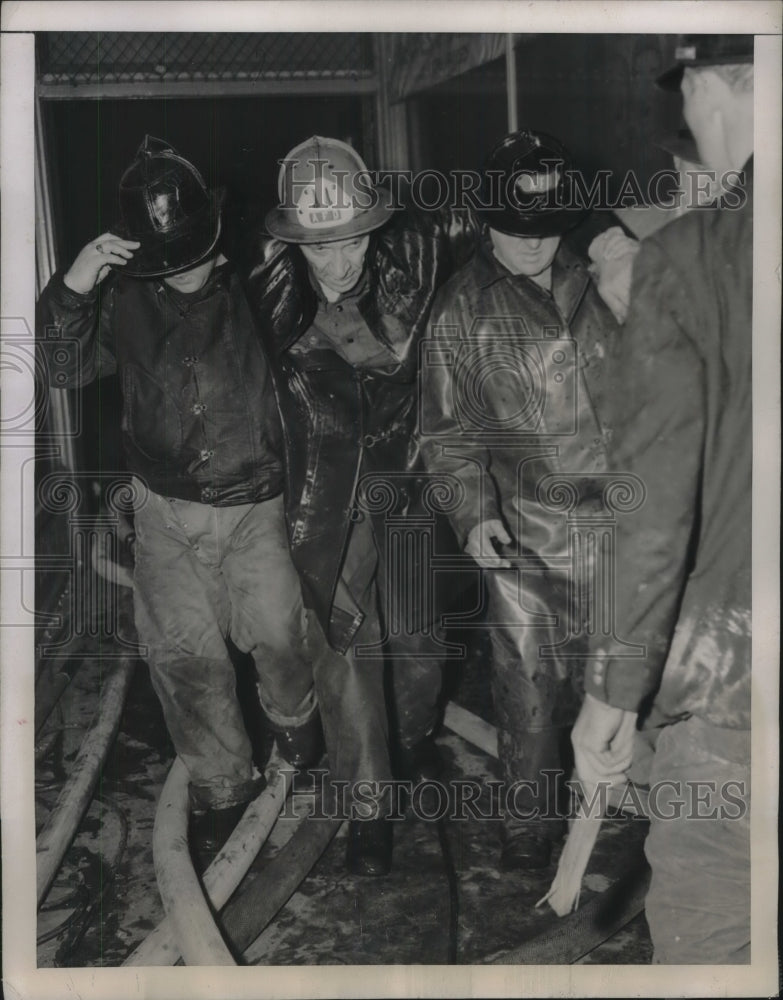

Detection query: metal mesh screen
xmin=37 ymin=32 xmax=375 ymax=84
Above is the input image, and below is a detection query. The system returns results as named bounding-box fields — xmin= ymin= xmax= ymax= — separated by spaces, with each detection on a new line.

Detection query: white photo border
xmin=1 ymin=3 xmax=780 ymax=998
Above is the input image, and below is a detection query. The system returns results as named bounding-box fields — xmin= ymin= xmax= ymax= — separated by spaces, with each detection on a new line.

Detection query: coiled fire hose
xmin=222 ymin=794 xmax=342 ymax=961
xmin=37 ymin=663 xmax=645 ymax=967
xmin=150 ymin=756 xmax=236 ymax=966
xmin=489 ymin=858 xmax=651 ymax=964
xmin=36 ymin=657 xmax=137 ymax=907
xmin=124 ymin=749 xmax=294 ymax=966
xmin=152 ymin=700 xmax=646 ymax=966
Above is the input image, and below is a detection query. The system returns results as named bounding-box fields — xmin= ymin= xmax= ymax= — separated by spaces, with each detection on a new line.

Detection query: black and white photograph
xmin=1 ymin=2 xmax=780 ymax=998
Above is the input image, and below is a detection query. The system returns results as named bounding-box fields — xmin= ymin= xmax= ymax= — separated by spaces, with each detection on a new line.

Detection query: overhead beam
xmin=37 ymin=75 xmax=378 ymax=101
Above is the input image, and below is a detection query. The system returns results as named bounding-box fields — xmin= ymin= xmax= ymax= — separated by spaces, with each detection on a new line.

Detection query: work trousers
xmin=132 ymin=484 xmax=315 ymax=809
xmin=644 ymin=715 xmax=751 ymax=964
xmin=312 ymin=514 xmax=445 ymax=801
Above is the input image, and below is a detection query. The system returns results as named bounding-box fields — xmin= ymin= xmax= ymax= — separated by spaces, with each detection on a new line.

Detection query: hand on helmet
xmin=63 ymin=233 xmax=141 ymax=294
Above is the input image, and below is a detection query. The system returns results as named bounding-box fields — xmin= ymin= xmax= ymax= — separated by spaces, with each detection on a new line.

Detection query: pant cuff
xmin=259 ymin=685 xmax=318 ymax=728
xmin=188 ymin=772 xmax=265 ymax=812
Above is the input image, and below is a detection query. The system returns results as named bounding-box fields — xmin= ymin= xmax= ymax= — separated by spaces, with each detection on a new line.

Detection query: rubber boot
xmin=497 ymin=726 xmax=567 ymax=871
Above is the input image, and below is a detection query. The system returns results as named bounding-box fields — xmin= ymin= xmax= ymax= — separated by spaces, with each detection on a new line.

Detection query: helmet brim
xmin=113 ymin=189 xmax=224 ymax=278
xmin=264 ymin=196 xmax=396 ymax=244
xmin=656 ymin=49 xmax=753 ymax=91
xmin=478 ymin=206 xmax=588 ymax=239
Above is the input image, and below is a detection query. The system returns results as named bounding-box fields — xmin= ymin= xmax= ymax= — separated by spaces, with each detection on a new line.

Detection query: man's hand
xmin=63 ymin=233 xmax=141 ymax=294
xmin=588 ymin=227 xmax=640 ymax=324
xmin=465 ymin=519 xmax=511 ymax=568
xmin=571 ymin=691 xmax=637 ymax=788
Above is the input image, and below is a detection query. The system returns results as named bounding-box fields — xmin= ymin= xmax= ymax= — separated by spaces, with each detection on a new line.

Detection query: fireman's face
xmin=163 ymin=254 xmax=218 ymax=293
xmin=299 ymin=235 xmax=370 ymax=296
xmin=489 ymin=229 xmax=561 ymax=278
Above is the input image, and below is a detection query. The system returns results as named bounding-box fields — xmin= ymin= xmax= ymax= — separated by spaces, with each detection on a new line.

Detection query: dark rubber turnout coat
xmin=418 ymin=238 xmax=621 ymax=728
xmin=239 ymin=206 xmax=478 ymax=652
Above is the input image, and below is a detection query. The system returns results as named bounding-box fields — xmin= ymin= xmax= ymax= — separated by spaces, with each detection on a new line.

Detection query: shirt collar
xmin=475 ymin=234 xmax=585 ymax=284
xmin=474 ymin=237 xmax=539 ymax=292
xmin=473 ymin=235 xmax=592 ymax=322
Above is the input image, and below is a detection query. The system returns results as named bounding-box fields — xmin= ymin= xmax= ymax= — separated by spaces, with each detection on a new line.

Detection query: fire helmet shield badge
xmin=266 ymin=135 xmax=395 ymax=244
xmin=294 ymin=167 xmax=356 ymax=231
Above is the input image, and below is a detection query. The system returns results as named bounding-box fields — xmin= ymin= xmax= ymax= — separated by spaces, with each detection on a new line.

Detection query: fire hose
xmin=141 ymin=700 xmax=646 ymax=966
xmin=36 ymin=656 xmax=137 ymax=907
xmin=34 ymin=555 xmax=645 ymax=966
xmin=36 ymin=661 xmax=646 ymax=967
xmin=36 ymin=539 xmax=138 ymax=912
xmin=221 ymin=702 xmax=647 ymax=966
xmin=223 ymin=795 xmax=342 ymax=962
xmin=124 ymin=749 xmax=295 ymax=966
xmin=488 ymin=857 xmax=651 ymax=964
xmin=34 ymin=538 xmax=336 ymax=965
xmin=443 ymin=702 xmax=650 ymax=965
xmin=129 ymin=760 xmax=340 ymax=966
xmin=150 ymin=756 xmax=236 ymax=966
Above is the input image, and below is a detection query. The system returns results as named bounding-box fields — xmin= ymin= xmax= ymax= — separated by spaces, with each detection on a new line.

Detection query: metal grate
xmin=37 ymin=32 xmax=375 ymax=85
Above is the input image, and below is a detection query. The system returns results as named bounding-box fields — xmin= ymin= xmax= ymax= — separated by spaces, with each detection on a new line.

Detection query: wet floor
xmin=35 ymin=628 xmax=654 ymax=968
